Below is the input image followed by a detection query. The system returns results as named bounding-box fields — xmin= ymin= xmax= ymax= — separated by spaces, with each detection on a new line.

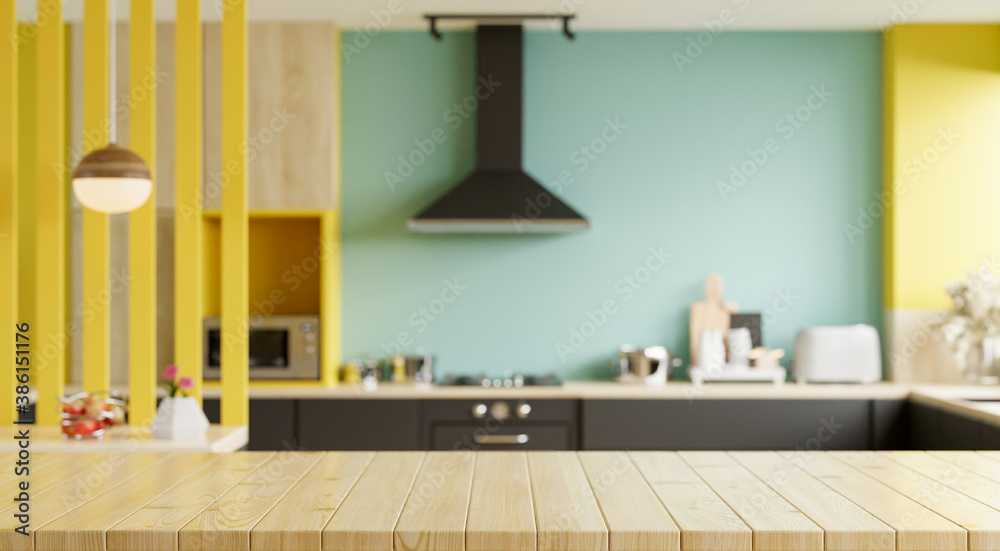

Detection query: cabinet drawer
xmin=431 ymin=424 xmax=571 ymax=451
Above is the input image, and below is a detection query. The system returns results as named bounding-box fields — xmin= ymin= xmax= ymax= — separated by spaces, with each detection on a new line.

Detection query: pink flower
xmin=163 ymin=365 xmax=178 ymax=379
xmin=179 ymin=376 xmax=194 ymax=390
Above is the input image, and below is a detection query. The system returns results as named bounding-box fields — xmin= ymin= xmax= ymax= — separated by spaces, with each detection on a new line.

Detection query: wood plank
xmin=35 ymin=453 xmax=222 ymax=551
xmin=465 ymin=452 xmax=536 ymax=551
xmin=833 ymin=451 xmax=999 ymax=551
xmin=0 ymin=452 xmax=171 ymax=550
xmin=978 ymin=452 xmax=1000 ymax=462
xmin=784 ymin=451 xmax=967 ymax=551
xmin=678 ymin=452 xmax=823 ymax=551
xmin=252 ymin=452 xmax=373 ymax=551
xmin=107 ymin=452 xmax=275 ymax=551
xmin=630 ymin=451 xmax=751 ymax=551
xmin=529 ymin=452 xmax=608 ymax=551
xmin=578 ymin=452 xmax=679 ymax=551
xmin=322 ymin=451 xmax=424 ymax=551
xmin=394 ymin=452 xmax=475 ymax=551
xmin=931 ymin=451 xmax=1000 ymax=484
xmin=730 ymin=452 xmax=895 ymax=551
xmin=179 ymin=452 xmax=322 ymax=551
xmin=0 ymin=451 xmax=75 ymax=486
xmin=888 ymin=452 xmax=1000 ymax=514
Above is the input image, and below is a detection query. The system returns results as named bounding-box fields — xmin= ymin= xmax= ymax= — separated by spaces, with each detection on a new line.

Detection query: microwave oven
xmin=203 ymin=315 xmax=320 ymax=380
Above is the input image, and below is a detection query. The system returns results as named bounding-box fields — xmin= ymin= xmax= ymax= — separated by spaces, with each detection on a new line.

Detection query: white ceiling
xmin=14 ymin=0 xmax=1000 ymax=30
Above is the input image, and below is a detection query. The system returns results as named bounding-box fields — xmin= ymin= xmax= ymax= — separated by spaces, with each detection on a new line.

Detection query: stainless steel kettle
xmin=616 ymin=345 xmax=681 ymax=385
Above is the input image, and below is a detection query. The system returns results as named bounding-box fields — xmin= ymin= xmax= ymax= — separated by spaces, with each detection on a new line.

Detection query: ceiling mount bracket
xmin=424 ymin=14 xmax=576 ymax=41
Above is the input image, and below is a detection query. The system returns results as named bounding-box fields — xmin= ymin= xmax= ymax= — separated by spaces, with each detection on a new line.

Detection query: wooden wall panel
xmin=203 ymin=23 xmax=338 ymax=210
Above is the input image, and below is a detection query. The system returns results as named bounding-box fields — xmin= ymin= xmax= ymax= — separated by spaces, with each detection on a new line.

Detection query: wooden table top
xmin=2 ymin=450 xmax=999 ymax=551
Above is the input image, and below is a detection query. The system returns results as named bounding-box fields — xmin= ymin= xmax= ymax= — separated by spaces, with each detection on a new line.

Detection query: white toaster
xmin=793 ymin=325 xmax=882 ymax=383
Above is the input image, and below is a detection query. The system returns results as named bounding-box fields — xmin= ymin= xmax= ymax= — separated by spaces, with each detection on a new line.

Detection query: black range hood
xmin=408 ymin=25 xmax=589 ymax=234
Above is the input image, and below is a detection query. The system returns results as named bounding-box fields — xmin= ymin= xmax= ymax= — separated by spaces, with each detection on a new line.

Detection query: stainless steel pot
xmin=616 ymin=345 xmax=682 ymax=385
xmin=391 ymin=355 xmax=434 ymax=385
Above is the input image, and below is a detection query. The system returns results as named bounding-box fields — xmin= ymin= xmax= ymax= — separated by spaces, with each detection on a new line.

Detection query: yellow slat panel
xmin=127 ymin=0 xmax=157 ymax=425
xmin=0 ymin=0 xmax=17 ymax=425
xmin=320 ymin=210 xmax=339 ymax=386
xmin=221 ymin=0 xmax=249 ymax=425
xmin=34 ymin=0 xmax=66 ymax=425
xmin=175 ymin=0 xmax=205 ymax=403
xmin=82 ymin=0 xmax=111 ymax=394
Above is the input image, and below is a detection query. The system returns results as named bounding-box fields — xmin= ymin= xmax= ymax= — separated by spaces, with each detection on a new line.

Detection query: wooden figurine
xmin=689 ymin=274 xmax=739 ymax=366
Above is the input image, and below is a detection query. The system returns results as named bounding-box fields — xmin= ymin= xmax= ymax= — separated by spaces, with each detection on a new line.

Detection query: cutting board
xmin=689 ymin=274 xmax=739 ymax=366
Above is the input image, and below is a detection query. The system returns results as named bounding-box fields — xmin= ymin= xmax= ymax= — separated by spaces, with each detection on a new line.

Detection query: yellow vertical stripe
xmin=82 ymin=0 xmax=111 ymax=393
xmin=35 ymin=0 xmax=66 ymax=425
xmin=176 ymin=0 xmax=204 ymax=403
xmin=320 ymin=210 xmax=339 ymax=386
xmin=0 ymin=1 xmax=17 ymax=425
xmin=221 ymin=0 xmax=249 ymax=425
xmin=128 ymin=0 xmax=156 ymax=425
xmin=17 ymin=26 xmax=37 ymax=397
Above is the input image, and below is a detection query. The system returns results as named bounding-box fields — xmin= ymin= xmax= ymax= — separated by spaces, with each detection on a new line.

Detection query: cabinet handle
xmin=473 ymin=433 xmax=529 ymax=445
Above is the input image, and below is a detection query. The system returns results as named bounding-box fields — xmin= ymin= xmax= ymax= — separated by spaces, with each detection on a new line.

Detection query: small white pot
xmin=152 ymin=396 xmax=210 ymax=440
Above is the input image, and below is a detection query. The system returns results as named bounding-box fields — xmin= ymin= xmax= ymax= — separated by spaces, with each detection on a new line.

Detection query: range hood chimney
xmin=408 ymin=25 xmax=590 ymax=234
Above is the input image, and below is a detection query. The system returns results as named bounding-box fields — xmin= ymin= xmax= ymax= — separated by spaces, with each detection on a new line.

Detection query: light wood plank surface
xmin=931 ymin=450 xmax=1000 ymax=484
xmin=17 ymin=451 xmax=1000 ymax=551
xmin=394 ymin=452 xmax=476 ymax=551
xmin=678 ymin=452 xmax=824 ymax=551
xmin=179 ymin=452 xmax=323 ymax=551
xmin=630 ymin=451 xmax=751 ymax=551
xmin=578 ymin=452 xmax=680 ymax=551
xmin=730 ymin=452 xmax=895 ymax=551
xmin=252 ymin=451 xmax=373 ymax=551
xmin=887 ymin=451 xmax=1000 ymax=516
xmin=784 ymin=451 xmax=967 ymax=551
xmin=35 ymin=453 xmax=222 ymax=551
xmin=529 ymin=451 xmax=609 ymax=551
xmin=466 ymin=452 xmax=537 ymax=551
xmin=832 ymin=451 xmax=1000 ymax=551
xmin=107 ymin=452 xmax=275 ymax=551
xmin=0 ymin=452 xmax=171 ymax=550
xmin=322 ymin=451 xmax=425 ymax=551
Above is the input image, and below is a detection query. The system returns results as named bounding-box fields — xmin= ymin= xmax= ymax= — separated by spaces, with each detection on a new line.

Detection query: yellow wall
xmin=884 ymin=25 xmax=1000 ymax=310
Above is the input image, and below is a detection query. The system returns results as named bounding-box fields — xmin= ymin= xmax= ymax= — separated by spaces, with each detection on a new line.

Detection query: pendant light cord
xmin=109 ymin=0 xmax=116 ymax=144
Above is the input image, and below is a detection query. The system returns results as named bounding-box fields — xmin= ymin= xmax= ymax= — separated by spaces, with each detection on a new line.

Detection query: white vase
xmin=152 ymin=396 xmax=210 ymax=440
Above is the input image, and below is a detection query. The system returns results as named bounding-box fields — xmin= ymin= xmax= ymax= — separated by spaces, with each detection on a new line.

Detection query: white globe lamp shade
xmin=71 ymin=144 xmax=152 ymax=214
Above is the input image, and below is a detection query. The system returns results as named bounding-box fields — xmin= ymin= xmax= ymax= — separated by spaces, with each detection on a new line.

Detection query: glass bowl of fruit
xmin=58 ymin=391 xmax=126 ymax=439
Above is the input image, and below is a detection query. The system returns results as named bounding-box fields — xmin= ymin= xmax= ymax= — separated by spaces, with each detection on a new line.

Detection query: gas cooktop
xmin=438 ymin=373 xmax=561 ymax=388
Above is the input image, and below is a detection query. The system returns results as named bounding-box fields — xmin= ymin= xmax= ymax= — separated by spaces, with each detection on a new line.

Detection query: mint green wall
xmin=341 ymin=31 xmax=882 ymax=380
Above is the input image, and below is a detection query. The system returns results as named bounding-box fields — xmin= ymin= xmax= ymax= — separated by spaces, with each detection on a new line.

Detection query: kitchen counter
xmin=201 ymin=380 xmax=921 ymax=399
xmin=0 ymin=424 xmax=247 ymax=453
xmin=6 ymin=450 xmax=999 ymax=551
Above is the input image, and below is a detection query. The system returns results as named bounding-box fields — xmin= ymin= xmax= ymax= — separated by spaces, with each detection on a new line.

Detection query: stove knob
xmin=489 ymin=401 xmax=511 ymax=421
xmin=516 ymin=402 xmax=531 ymax=419
xmin=471 ymin=403 xmax=487 ymax=419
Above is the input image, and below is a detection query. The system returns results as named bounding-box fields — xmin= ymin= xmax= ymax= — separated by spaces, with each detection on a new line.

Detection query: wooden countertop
xmin=5 ymin=450 xmax=1000 ymax=551
xmin=0 ymin=424 xmax=248 ymax=453
xmin=201 ymin=380 xmax=924 ymax=400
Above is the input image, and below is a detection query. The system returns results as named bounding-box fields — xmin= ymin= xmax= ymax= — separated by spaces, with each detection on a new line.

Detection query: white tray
xmin=689 ymin=365 xmax=786 ymax=387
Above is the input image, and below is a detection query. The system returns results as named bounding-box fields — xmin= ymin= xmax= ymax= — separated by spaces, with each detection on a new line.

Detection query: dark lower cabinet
xmin=202 ymin=399 xmax=296 ymax=451
xmin=909 ymin=402 xmax=1000 ymax=450
xmin=581 ymin=399 xmax=870 ymax=450
xmin=297 ymin=399 xmax=421 ymax=450
xmin=871 ymin=399 xmax=910 ymax=450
